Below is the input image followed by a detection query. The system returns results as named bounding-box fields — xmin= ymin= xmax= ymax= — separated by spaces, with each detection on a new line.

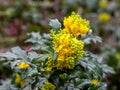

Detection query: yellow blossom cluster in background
xmin=99 ymin=0 xmax=108 ymax=8
xmin=63 ymin=12 xmax=90 ymax=36
xmin=17 ymin=62 xmax=30 ymax=69
xmin=115 ymin=53 xmax=120 ymax=60
xmin=5 ymin=8 xmax=13 ymax=16
xmin=41 ymin=82 xmax=56 ymax=90
xmin=98 ymin=13 xmax=111 ymax=22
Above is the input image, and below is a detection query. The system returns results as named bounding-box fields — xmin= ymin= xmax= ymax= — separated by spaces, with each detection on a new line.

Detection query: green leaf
xmin=75 ymin=79 xmax=91 ymax=89
xmin=35 ymin=77 xmax=47 ymax=88
xmin=26 ymin=32 xmax=42 ymax=44
xmin=92 ymin=36 xmax=102 ymax=44
xmin=58 ymin=87 xmax=66 ymax=90
xmin=85 ymin=0 xmax=97 ymax=9
xmin=102 ymin=65 xmax=115 ymax=74
xmin=11 ymin=46 xmax=28 ymax=60
xmin=0 ymin=52 xmax=17 ymax=60
xmin=27 ymin=68 xmax=39 ymax=77
xmin=11 ymin=60 xmax=21 ymax=69
xmin=33 ymin=54 xmax=49 ymax=62
xmin=52 ymin=53 xmax=58 ymax=61
xmin=67 ymin=84 xmax=74 ymax=90
xmin=80 ymin=60 xmax=88 ymax=68
xmin=97 ymin=83 xmax=107 ymax=90
xmin=69 ymin=70 xmax=80 ymax=78
xmin=0 ymin=80 xmax=18 ymax=90
xmin=83 ymin=37 xmax=91 ymax=44
xmin=49 ymin=19 xmax=61 ymax=30
xmin=83 ymin=35 xmax=102 ymax=44
xmin=23 ymin=85 xmax=32 ymax=90
xmin=31 ymin=58 xmax=42 ymax=64
xmin=26 ymin=32 xmax=52 ymax=51
xmin=28 ymin=52 xmax=39 ymax=61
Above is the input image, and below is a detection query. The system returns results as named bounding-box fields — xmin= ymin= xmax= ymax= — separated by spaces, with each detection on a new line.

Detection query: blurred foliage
xmin=0 ymin=0 xmax=120 ymax=90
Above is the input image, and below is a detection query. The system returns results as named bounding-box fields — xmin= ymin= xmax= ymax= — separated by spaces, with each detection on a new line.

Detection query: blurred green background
xmin=0 ymin=0 xmax=120 ymax=90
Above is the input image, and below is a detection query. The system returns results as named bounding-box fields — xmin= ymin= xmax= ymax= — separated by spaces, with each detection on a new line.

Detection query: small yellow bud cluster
xmin=98 ymin=13 xmax=111 ymax=22
xmin=99 ymin=0 xmax=108 ymax=9
xmin=59 ymin=73 xmax=67 ymax=79
xmin=91 ymin=79 xmax=99 ymax=85
xmin=17 ymin=62 xmax=30 ymax=69
xmin=115 ymin=53 xmax=120 ymax=60
xmin=41 ymin=82 xmax=56 ymax=90
xmin=44 ymin=57 xmax=53 ymax=71
xmin=5 ymin=8 xmax=13 ymax=16
xmin=15 ymin=73 xmax=26 ymax=88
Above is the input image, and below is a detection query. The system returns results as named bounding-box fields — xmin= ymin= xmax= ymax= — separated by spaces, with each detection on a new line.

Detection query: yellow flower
xmin=115 ymin=53 xmax=120 ymax=60
xmin=51 ymin=30 xmax=84 ymax=69
xmin=41 ymin=82 xmax=56 ymax=90
xmin=5 ymin=8 xmax=13 ymax=16
xmin=15 ymin=73 xmax=26 ymax=87
xmin=44 ymin=57 xmax=53 ymax=71
xmin=44 ymin=67 xmax=52 ymax=71
xmin=98 ymin=13 xmax=111 ymax=22
xmin=17 ymin=62 xmax=30 ymax=69
xmin=20 ymin=79 xmax=26 ymax=88
xmin=49 ymin=12 xmax=88 ymax=69
xmin=59 ymin=73 xmax=67 ymax=79
xmin=99 ymin=0 xmax=108 ymax=8
xmin=63 ymin=12 xmax=90 ymax=36
xmin=91 ymin=79 xmax=99 ymax=85
xmin=45 ymin=57 xmax=54 ymax=71
xmin=15 ymin=73 xmax=21 ymax=84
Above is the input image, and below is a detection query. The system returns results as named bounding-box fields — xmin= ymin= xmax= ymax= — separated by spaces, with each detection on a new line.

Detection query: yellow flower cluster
xmin=44 ymin=57 xmax=53 ymax=71
xmin=51 ymin=30 xmax=84 ymax=69
xmin=59 ymin=73 xmax=67 ymax=79
xmin=63 ymin=12 xmax=90 ymax=36
xmin=98 ymin=13 xmax=111 ymax=22
xmin=41 ymin=82 xmax=56 ymax=90
xmin=5 ymin=8 xmax=13 ymax=16
xmin=15 ymin=73 xmax=26 ymax=88
xmin=115 ymin=53 xmax=120 ymax=60
xmin=17 ymin=62 xmax=30 ymax=69
xmin=99 ymin=0 xmax=108 ymax=8
xmin=91 ymin=79 xmax=99 ymax=85
xmin=45 ymin=12 xmax=90 ymax=70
